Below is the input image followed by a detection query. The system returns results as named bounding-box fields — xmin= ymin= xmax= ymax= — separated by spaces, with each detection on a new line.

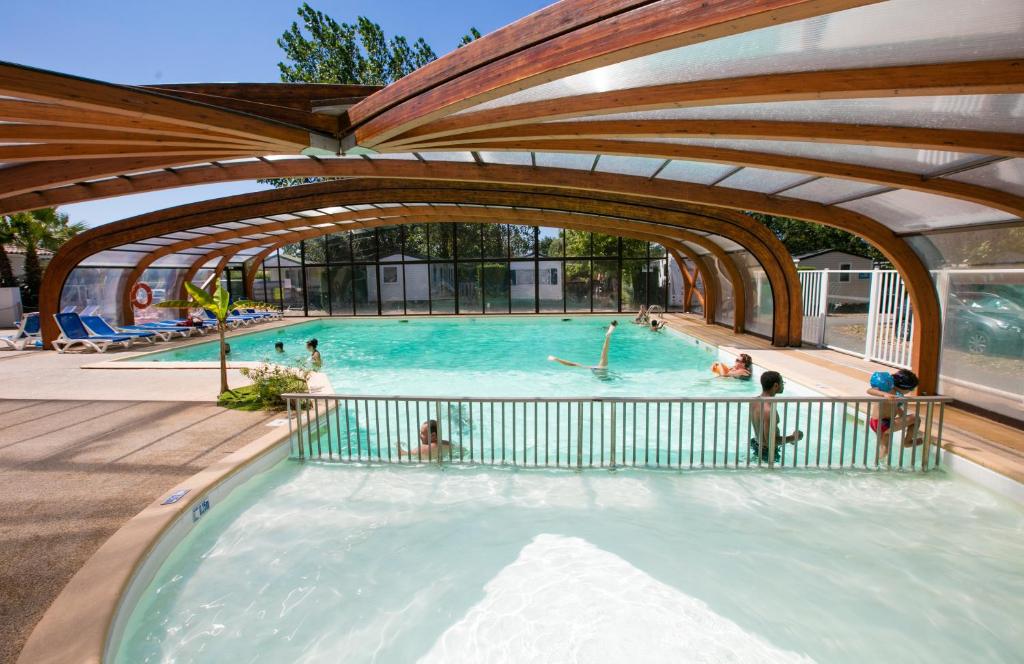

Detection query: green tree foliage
xmin=459 ymin=27 xmax=482 ymax=47
xmin=158 ymin=283 xmax=240 ymax=396
xmin=748 ymin=212 xmax=886 ymax=264
xmin=0 ymin=216 xmax=17 ymax=288
xmin=2 ymin=209 xmax=86 ymax=307
xmin=277 ymin=5 xmax=437 ymax=85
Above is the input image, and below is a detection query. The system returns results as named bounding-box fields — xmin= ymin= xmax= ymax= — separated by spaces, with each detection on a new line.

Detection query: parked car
xmin=945 ymin=292 xmax=1024 ymax=356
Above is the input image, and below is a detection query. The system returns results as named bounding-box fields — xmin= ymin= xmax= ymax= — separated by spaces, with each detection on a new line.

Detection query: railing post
xmin=576 ymin=401 xmax=584 ymax=470
xmin=864 ymin=269 xmax=881 ymax=361
xmin=609 ymin=401 xmax=617 ymax=470
xmin=817 ymin=269 xmax=830 ymax=347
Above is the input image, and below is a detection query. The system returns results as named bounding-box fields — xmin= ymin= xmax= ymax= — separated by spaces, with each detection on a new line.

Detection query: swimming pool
xmin=114 ymin=462 xmax=1024 ymax=663
xmin=137 ymin=317 xmax=770 ymax=398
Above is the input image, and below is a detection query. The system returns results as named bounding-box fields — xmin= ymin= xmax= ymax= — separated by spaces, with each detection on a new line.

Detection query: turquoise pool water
xmin=138 ymin=317 xmax=770 ymax=398
xmin=115 ymin=463 xmax=1024 ymax=663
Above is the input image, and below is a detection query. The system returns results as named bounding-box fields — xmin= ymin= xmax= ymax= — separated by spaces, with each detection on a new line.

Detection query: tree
xmin=158 ymin=283 xmax=236 ymax=396
xmin=748 ymin=212 xmax=887 ymax=264
xmin=0 ymin=217 xmax=17 ymax=288
xmin=459 ymin=27 xmax=482 ymax=47
xmin=5 ymin=209 xmax=86 ymax=307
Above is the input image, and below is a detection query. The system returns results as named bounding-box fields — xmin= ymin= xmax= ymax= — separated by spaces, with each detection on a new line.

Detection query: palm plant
xmin=5 ymin=209 xmax=87 ymax=306
xmin=0 ymin=216 xmax=16 ymax=287
xmin=158 ymin=283 xmax=235 ymax=396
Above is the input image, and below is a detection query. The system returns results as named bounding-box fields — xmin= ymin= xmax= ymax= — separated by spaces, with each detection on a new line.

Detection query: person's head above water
xmin=306 ymin=338 xmax=318 ymax=351
xmin=419 ymin=419 xmax=439 ymax=443
xmin=738 ymin=353 xmax=752 ymax=369
xmin=892 ymin=369 xmax=919 ymax=392
xmin=274 ymin=341 xmax=284 ymax=353
xmin=760 ymin=370 xmax=784 ymax=395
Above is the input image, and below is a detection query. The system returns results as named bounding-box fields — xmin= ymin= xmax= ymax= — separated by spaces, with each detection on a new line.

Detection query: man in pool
xmin=274 ymin=341 xmax=285 ymax=354
xmin=548 ymin=321 xmax=617 ymax=373
xmin=397 ymin=419 xmax=452 ymax=461
xmin=749 ymin=371 xmax=803 ymax=463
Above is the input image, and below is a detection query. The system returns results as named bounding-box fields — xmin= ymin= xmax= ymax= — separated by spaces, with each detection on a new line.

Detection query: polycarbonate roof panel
xmin=680 ymin=241 xmax=712 ymax=256
xmin=214 ymin=221 xmax=253 ymax=230
xmin=782 ymin=178 xmax=891 ymax=205
xmin=463 ymin=0 xmax=1024 ymax=114
xmin=654 ymin=160 xmax=737 ymax=185
xmin=716 ymin=167 xmax=811 ymax=194
xmin=571 ymin=95 xmax=1024 ymax=133
xmin=946 ymin=158 xmax=1024 ymax=196
xmin=367 ymin=152 xmax=418 ymax=160
xmin=706 ymin=236 xmax=745 ymax=253
xmin=419 ymin=151 xmax=474 ymax=162
xmin=593 ymin=155 xmax=665 ymax=178
xmin=838 ymin=189 xmax=1018 ymax=232
xmin=478 ymin=151 xmax=533 ymax=166
xmin=151 ymin=254 xmax=203 ymax=268
xmin=639 ymin=138 xmax=981 ymax=176
xmin=534 ymin=152 xmax=596 ymax=170
xmin=79 ymin=250 xmax=144 ymax=267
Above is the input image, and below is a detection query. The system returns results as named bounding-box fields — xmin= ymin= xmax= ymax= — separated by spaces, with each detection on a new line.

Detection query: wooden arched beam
xmin=244 ymin=245 xmax=286 ymax=300
xmin=168 ymin=212 xmax=748 ymax=330
xmin=40 ymin=170 xmax=935 ymax=389
xmin=348 ymin=0 xmax=880 ymax=146
xmin=667 ymin=248 xmax=712 ymax=321
xmin=406 ymin=141 xmax=1024 ymax=217
xmin=112 ymin=197 xmax=783 ymax=337
xmin=399 ymin=120 xmax=1024 ymax=158
xmin=378 ymin=59 xmax=1024 ymax=148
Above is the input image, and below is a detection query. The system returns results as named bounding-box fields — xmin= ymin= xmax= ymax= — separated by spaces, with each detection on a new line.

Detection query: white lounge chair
xmin=1 ymin=313 xmax=41 ymax=350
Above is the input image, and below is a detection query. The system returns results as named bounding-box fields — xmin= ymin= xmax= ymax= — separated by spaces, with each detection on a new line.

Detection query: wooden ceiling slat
xmin=0 ymin=144 xmax=273 ymax=163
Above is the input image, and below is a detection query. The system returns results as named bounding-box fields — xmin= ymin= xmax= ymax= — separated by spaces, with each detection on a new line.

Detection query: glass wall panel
xmin=509 ymin=225 xmax=536 ymax=257
xmin=648 ymin=258 xmax=669 ymax=312
xmin=650 ymin=243 xmax=666 ymax=258
xmin=61 ymin=267 xmax=129 ymax=323
xmin=281 ymin=264 xmax=305 ymax=315
xmin=378 ymin=226 xmax=403 ymax=261
xmin=509 ymin=260 xmax=536 ymax=313
xmin=404 ymin=262 xmax=430 ymax=313
xmin=592 ymin=259 xmax=618 ymax=311
xmin=326 ymin=232 xmax=351 ymax=263
xmin=538 ymin=228 xmax=564 ymax=257
xmin=305 ymin=267 xmax=329 ymax=315
xmin=429 ymin=225 xmax=454 ymax=260
xmin=622 ymin=238 xmax=648 ymax=259
xmin=564 ymin=230 xmax=591 ymax=257
xmin=565 ymin=260 xmax=591 ymax=311
xmin=354 ymin=264 xmax=379 ymax=315
xmin=592 ymin=233 xmax=618 ymax=257
xmin=304 ymin=237 xmax=328 ymax=264
xmin=483 ymin=262 xmax=509 ymax=312
xmin=352 ymin=230 xmax=377 ymax=262
xmin=621 ymin=260 xmax=648 ymax=312
xmin=430 ymin=262 xmax=457 ymax=313
xmin=404 ymin=224 xmax=429 ymax=260
xmin=136 ymin=267 xmax=183 ymax=321
xmin=713 ymin=256 xmax=735 ymax=327
xmin=537 ymin=259 xmax=564 ymax=312
xmin=329 ymin=266 xmax=354 ymax=315
xmin=458 ymin=263 xmax=483 ymax=313
xmin=376 ymin=263 xmax=403 ymax=314
xmin=456 ymin=223 xmax=482 ymax=259
xmin=482 ymin=224 xmax=506 ymax=259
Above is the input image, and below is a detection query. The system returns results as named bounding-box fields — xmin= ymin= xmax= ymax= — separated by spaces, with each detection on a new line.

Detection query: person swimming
xmin=649 ymin=318 xmax=666 ymax=331
xmin=306 ymin=338 xmax=322 ymax=369
xmin=274 ymin=341 xmax=284 ymax=354
xmin=710 ymin=353 xmax=752 ymax=379
xmin=548 ymin=321 xmax=617 ymax=373
xmin=633 ymin=306 xmax=648 ymax=325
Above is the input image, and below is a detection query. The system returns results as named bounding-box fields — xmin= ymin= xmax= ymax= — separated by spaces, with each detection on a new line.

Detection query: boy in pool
xmin=306 ymin=338 xmax=322 ymax=369
xmin=633 ymin=306 xmax=648 ymax=325
xmin=649 ymin=318 xmax=666 ymax=332
xmin=397 ymin=419 xmax=452 ymax=461
xmin=749 ymin=371 xmax=803 ymax=463
xmin=548 ymin=321 xmax=617 ymax=373
xmin=274 ymin=341 xmax=284 ymax=354
xmin=866 ymin=369 xmax=924 ymax=460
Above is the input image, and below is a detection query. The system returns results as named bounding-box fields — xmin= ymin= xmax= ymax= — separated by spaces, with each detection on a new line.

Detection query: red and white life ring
xmin=131 ymin=282 xmax=153 ymax=308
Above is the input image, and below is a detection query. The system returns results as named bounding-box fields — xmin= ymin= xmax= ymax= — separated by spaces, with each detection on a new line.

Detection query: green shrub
xmin=219 ymin=362 xmax=311 ymax=411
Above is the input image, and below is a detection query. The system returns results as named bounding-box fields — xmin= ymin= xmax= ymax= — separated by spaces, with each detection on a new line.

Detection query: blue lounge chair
xmin=204 ymin=309 xmax=251 ymax=327
xmin=82 ymin=315 xmax=159 ymax=343
xmin=1 ymin=313 xmax=41 ymax=350
xmin=53 ymin=313 xmax=134 ymax=353
xmin=127 ymin=322 xmax=196 ymax=338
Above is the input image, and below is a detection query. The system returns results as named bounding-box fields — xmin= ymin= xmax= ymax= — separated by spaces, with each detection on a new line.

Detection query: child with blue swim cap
xmin=866 ymin=369 xmax=923 ymax=461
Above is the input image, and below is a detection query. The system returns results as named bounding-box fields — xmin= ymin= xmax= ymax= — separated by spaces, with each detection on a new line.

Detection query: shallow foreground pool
xmin=116 ymin=464 xmax=1023 ymax=663
xmin=139 ymin=317 xmax=766 ymax=398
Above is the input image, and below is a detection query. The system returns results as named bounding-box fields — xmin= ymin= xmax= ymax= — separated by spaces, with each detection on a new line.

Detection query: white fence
xmin=799 ymin=269 xmax=914 ymax=367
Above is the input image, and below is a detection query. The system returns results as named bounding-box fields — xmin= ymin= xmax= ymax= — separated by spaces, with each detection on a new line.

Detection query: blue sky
xmin=3 ymin=0 xmax=550 ymax=225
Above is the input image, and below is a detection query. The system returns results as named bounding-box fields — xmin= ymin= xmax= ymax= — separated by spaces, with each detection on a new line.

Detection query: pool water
xmin=115 ymin=463 xmax=1024 ymax=663
xmin=138 ymin=317 xmax=769 ymax=398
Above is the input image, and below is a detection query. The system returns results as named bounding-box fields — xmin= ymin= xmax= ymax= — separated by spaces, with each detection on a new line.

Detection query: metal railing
xmin=284 ymin=394 xmax=950 ymax=472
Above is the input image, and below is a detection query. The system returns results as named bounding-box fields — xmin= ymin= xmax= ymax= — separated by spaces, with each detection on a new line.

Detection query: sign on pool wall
xmin=192 ymin=498 xmax=211 ymax=523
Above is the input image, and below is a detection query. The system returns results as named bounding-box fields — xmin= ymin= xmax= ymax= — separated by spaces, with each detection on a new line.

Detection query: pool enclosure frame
xmin=2 ymin=0 xmax=1022 ymax=398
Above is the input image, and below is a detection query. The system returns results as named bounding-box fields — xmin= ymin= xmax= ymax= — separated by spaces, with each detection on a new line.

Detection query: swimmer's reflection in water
xmin=548 ymin=321 xmax=617 ymax=374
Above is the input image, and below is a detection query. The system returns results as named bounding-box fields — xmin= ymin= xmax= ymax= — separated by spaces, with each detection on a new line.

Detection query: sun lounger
xmin=1 ymin=313 xmax=41 ymax=350
xmin=82 ymin=315 xmax=160 ymax=343
xmin=60 ymin=306 xmax=78 ymax=313
xmin=53 ymin=313 xmax=134 ymax=353
xmin=128 ymin=322 xmax=196 ymax=338
xmin=80 ymin=305 xmax=100 ymax=316
xmin=204 ymin=309 xmax=252 ymax=327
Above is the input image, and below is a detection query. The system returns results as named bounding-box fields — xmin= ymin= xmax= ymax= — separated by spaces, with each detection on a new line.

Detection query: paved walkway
xmin=0 ymin=399 xmax=280 ymax=664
